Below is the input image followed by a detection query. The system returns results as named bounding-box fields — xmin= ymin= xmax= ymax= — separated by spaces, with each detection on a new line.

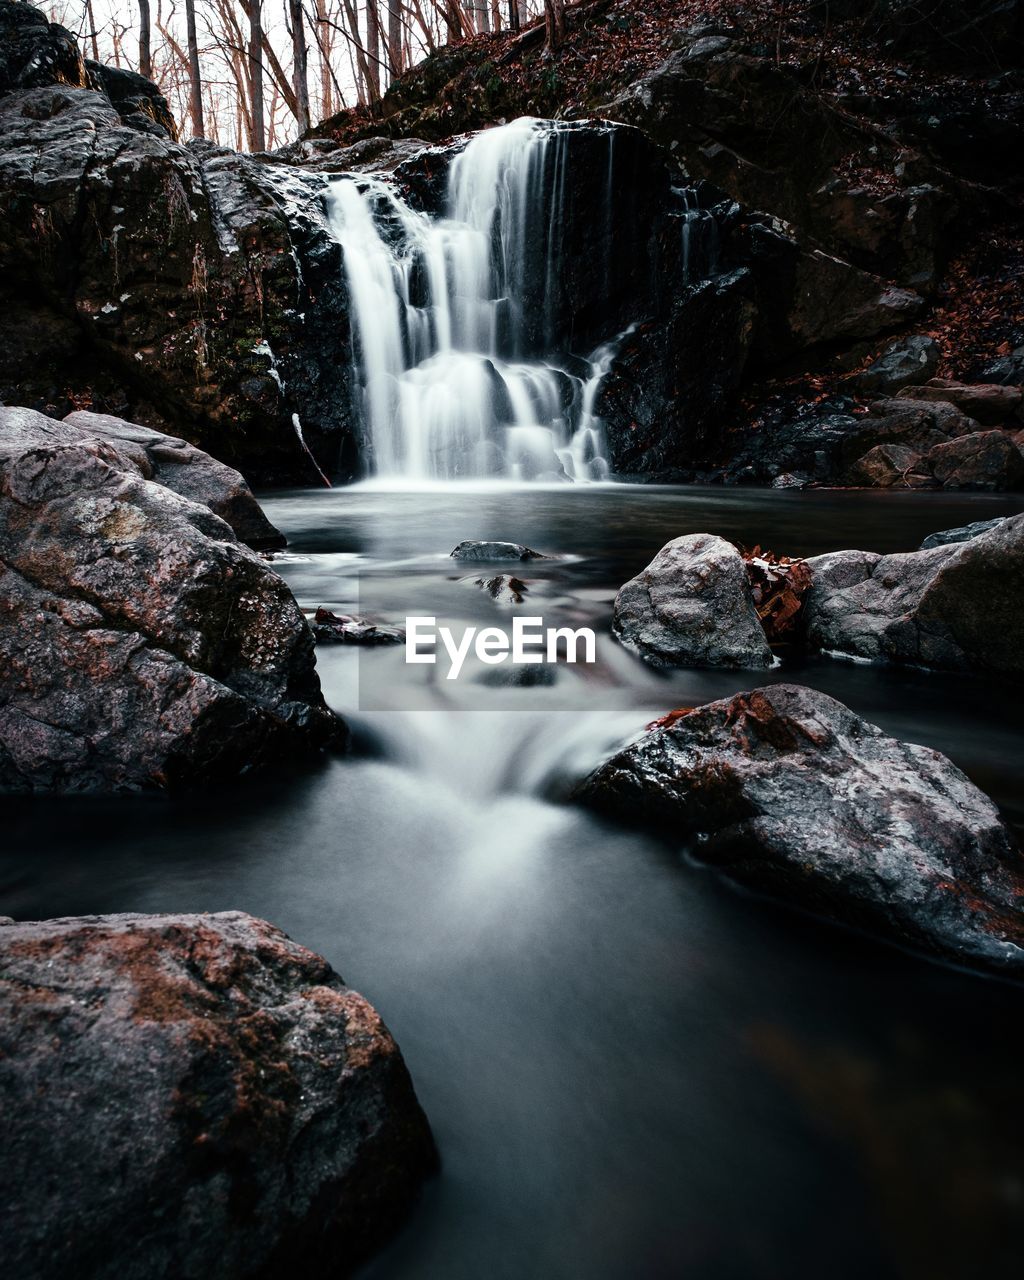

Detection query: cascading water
xmin=325 ymin=118 xmax=618 ymax=482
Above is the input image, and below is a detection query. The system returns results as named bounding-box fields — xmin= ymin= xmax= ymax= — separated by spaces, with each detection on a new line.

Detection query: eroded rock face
xmin=0 ymin=415 xmax=341 ymax=792
xmin=613 ymin=534 xmax=772 ymax=668
xmin=803 ymin=514 xmax=1024 ymax=674
xmin=576 ymin=684 xmax=1024 ymax=980
xmin=0 ymin=910 xmax=436 ymax=1279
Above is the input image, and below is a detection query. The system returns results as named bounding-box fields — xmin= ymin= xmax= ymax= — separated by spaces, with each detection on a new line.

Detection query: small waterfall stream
xmin=326 ymin=118 xmax=618 ymax=482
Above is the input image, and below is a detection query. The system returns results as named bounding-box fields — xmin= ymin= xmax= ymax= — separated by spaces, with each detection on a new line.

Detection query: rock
xmin=574 ymin=684 xmax=1024 ymax=981
xmin=919 ymin=517 xmax=1007 ymax=549
xmin=0 ymin=910 xmax=436 ymax=1279
xmin=802 ymin=513 xmax=1024 ymax=673
xmin=61 ymin=410 xmax=286 ymax=549
xmin=852 ymin=335 xmax=941 ymax=395
xmin=450 ymin=540 xmax=546 ymax=561
xmin=926 ymin=429 xmax=1024 ymax=490
xmin=770 ymin=471 xmax=810 ymax=489
xmin=982 ymin=345 xmax=1024 ymax=387
xmin=847 ymin=442 xmax=931 ymax=488
xmin=310 ymin=607 xmax=405 ymax=645
xmin=461 ymin=574 xmax=530 ymax=605
xmin=612 ymin=534 xmax=773 ymax=669
xmin=0 ymin=0 xmax=89 ymax=96
xmin=898 ymin=379 xmax=1024 ymax=425
xmin=0 ymin=417 xmax=341 ymax=792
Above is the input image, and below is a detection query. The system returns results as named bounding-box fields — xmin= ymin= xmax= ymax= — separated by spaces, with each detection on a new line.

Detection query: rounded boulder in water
xmin=451 ymin=540 xmax=549 ymax=561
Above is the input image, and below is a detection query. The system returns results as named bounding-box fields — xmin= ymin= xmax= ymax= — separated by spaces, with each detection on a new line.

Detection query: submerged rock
xmin=576 ymin=684 xmax=1024 ymax=980
xmin=451 ymin=540 xmax=547 ymax=561
xmin=612 ymin=534 xmax=772 ymax=669
xmin=0 ymin=910 xmax=436 ymax=1279
xmin=310 ymin=607 xmax=405 ymax=645
xmin=803 ymin=514 xmax=1024 ymax=674
xmin=0 ymin=417 xmax=341 ymax=792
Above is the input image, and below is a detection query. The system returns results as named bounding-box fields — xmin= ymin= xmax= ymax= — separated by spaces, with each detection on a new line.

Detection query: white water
xmin=325 ymin=118 xmax=616 ymax=482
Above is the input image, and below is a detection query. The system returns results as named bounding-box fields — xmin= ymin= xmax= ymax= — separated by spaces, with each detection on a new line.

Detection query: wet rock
xmin=847 ymin=442 xmax=931 ymax=488
xmin=919 ymin=517 xmax=1007 ymax=549
xmin=575 ymin=684 xmax=1024 ymax=981
xmin=0 ymin=0 xmax=89 ymax=96
xmin=770 ymin=471 xmax=809 ymax=489
xmin=461 ymin=575 xmax=530 ymax=606
xmin=451 ymin=540 xmax=546 ymax=561
xmin=0 ymin=910 xmax=436 ymax=1279
xmin=60 ymin=409 xmax=286 ymax=549
xmin=0 ymin=420 xmax=341 ymax=792
xmin=982 ymin=346 xmax=1024 ymax=387
xmin=926 ymin=429 xmax=1024 ymax=490
xmin=310 ymin=607 xmax=405 ymax=645
xmin=852 ymin=335 xmax=941 ymax=395
xmin=898 ymin=379 xmax=1024 ymax=425
xmin=613 ymin=534 xmax=772 ymax=669
xmin=802 ymin=513 xmax=1024 ymax=674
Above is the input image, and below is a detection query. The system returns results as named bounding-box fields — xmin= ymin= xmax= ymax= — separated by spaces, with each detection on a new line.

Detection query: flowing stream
xmin=5 ymin=484 xmax=1024 ymax=1279
xmin=325 ymin=119 xmax=628 ymax=481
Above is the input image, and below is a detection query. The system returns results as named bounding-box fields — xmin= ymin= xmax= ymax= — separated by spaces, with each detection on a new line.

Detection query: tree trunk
xmin=248 ymin=0 xmax=266 ymax=151
xmin=366 ymin=1 xmax=381 ymax=98
xmin=314 ymin=0 xmax=333 ymax=118
xmin=543 ymin=0 xmax=564 ymax=52
xmin=387 ymin=0 xmax=403 ymax=76
xmin=288 ymin=0 xmax=311 ymax=132
xmin=138 ymin=0 xmax=152 ymax=78
xmin=184 ymin=0 xmax=205 ymax=138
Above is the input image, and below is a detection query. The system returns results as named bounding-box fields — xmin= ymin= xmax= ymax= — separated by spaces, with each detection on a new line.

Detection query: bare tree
xmin=387 ymin=0 xmax=403 ymax=76
xmin=138 ymin=0 xmax=152 ymax=76
xmin=184 ymin=0 xmax=205 ymax=137
xmin=543 ymin=0 xmax=563 ymax=52
xmin=366 ymin=0 xmax=381 ymax=98
xmin=247 ymin=0 xmax=266 ymax=150
xmin=288 ymin=0 xmax=312 ymax=131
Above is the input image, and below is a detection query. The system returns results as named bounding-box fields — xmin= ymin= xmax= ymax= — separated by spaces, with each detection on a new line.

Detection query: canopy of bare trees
xmin=49 ymin=0 xmax=556 ymax=150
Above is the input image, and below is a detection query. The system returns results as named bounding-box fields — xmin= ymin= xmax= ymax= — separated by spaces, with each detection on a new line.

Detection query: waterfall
xmin=325 ymin=118 xmax=618 ymax=482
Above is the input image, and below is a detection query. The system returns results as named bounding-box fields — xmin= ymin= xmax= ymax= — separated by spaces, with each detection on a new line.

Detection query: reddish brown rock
xmin=0 ymin=911 xmax=436 ymax=1280
xmin=898 ymin=379 xmax=1024 ymax=425
xmin=926 ymin=429 xmax=1024 ymax=490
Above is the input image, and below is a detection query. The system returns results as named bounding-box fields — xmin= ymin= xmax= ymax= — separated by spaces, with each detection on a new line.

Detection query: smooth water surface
xmin=4 ymin=484 xmax=1024 ymax=1280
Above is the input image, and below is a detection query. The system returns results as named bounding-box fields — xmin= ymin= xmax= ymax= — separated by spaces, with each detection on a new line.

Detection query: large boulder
xmin=0 ymin=910 xmax=436 ymax=1279
xmin=0 ymin=411 xmax=341 ymax=791
xmin=613 ymin=534 xmax=772 ymax=668
xmin=62 ymin=410 xmax=286 ymax=549
xmin=926 ymin=429 xmax=1024 ymax=490
xmin=802 ymin=514 xmax=1024 ymax=673
xmin=575 ymin=684 xmax=1024 ymax=980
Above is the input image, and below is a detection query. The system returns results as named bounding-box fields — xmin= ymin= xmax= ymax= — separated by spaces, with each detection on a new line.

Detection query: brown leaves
xmin=742 ymin=546 xmax=811 ymax=642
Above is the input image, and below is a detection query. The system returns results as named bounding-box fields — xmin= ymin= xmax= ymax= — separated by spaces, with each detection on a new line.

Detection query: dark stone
xmin=926 ymin=429 xmax=1024 ymax=490
xmin=898 ymin=379 xmax=1024 ymax=425
xmin=575 ymin=683 xmax=1024 ymax=980
xmin=0 ymin=0 xmax=89 ymax=96
xmin=803 ymin=513 xmax=1024 ymax=674
xmin=461 ymin=574 xmax=530 ymax=606
xmin=0 ymin=910 xmax=436 ymax=1279
xmin=982 ymin=346 xmax=1024 ymax=387
xmin=920 ymin=517 xmax=1007 ymax=549
xmin=310 ymin=607 xmax=405 ymax=645
xmin=85 ymin=60 xmax=178 ymax=139
xmin=0 ymin=411 xmax=342 ymax=792
xmin=612 ymin=534 xmax=772 ymax=669
xmin=852 ymin=335 xmax=942 ymax=395
xmin=451 ymin=540 xmax=546 ymax=561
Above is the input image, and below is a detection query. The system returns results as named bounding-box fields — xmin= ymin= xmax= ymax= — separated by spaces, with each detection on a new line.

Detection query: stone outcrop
xmin=0 ymin=910 xmax=436 ymax=1279
xmin=0 ymin=408 xmax=341 ymax=792
xmin=576 ymin=683 xmax=1024 ymax=980
xmin=802 ymin=514 xmax=1024 ymax=674
xmin=612 ymin=534 xmax=773 ymax=668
